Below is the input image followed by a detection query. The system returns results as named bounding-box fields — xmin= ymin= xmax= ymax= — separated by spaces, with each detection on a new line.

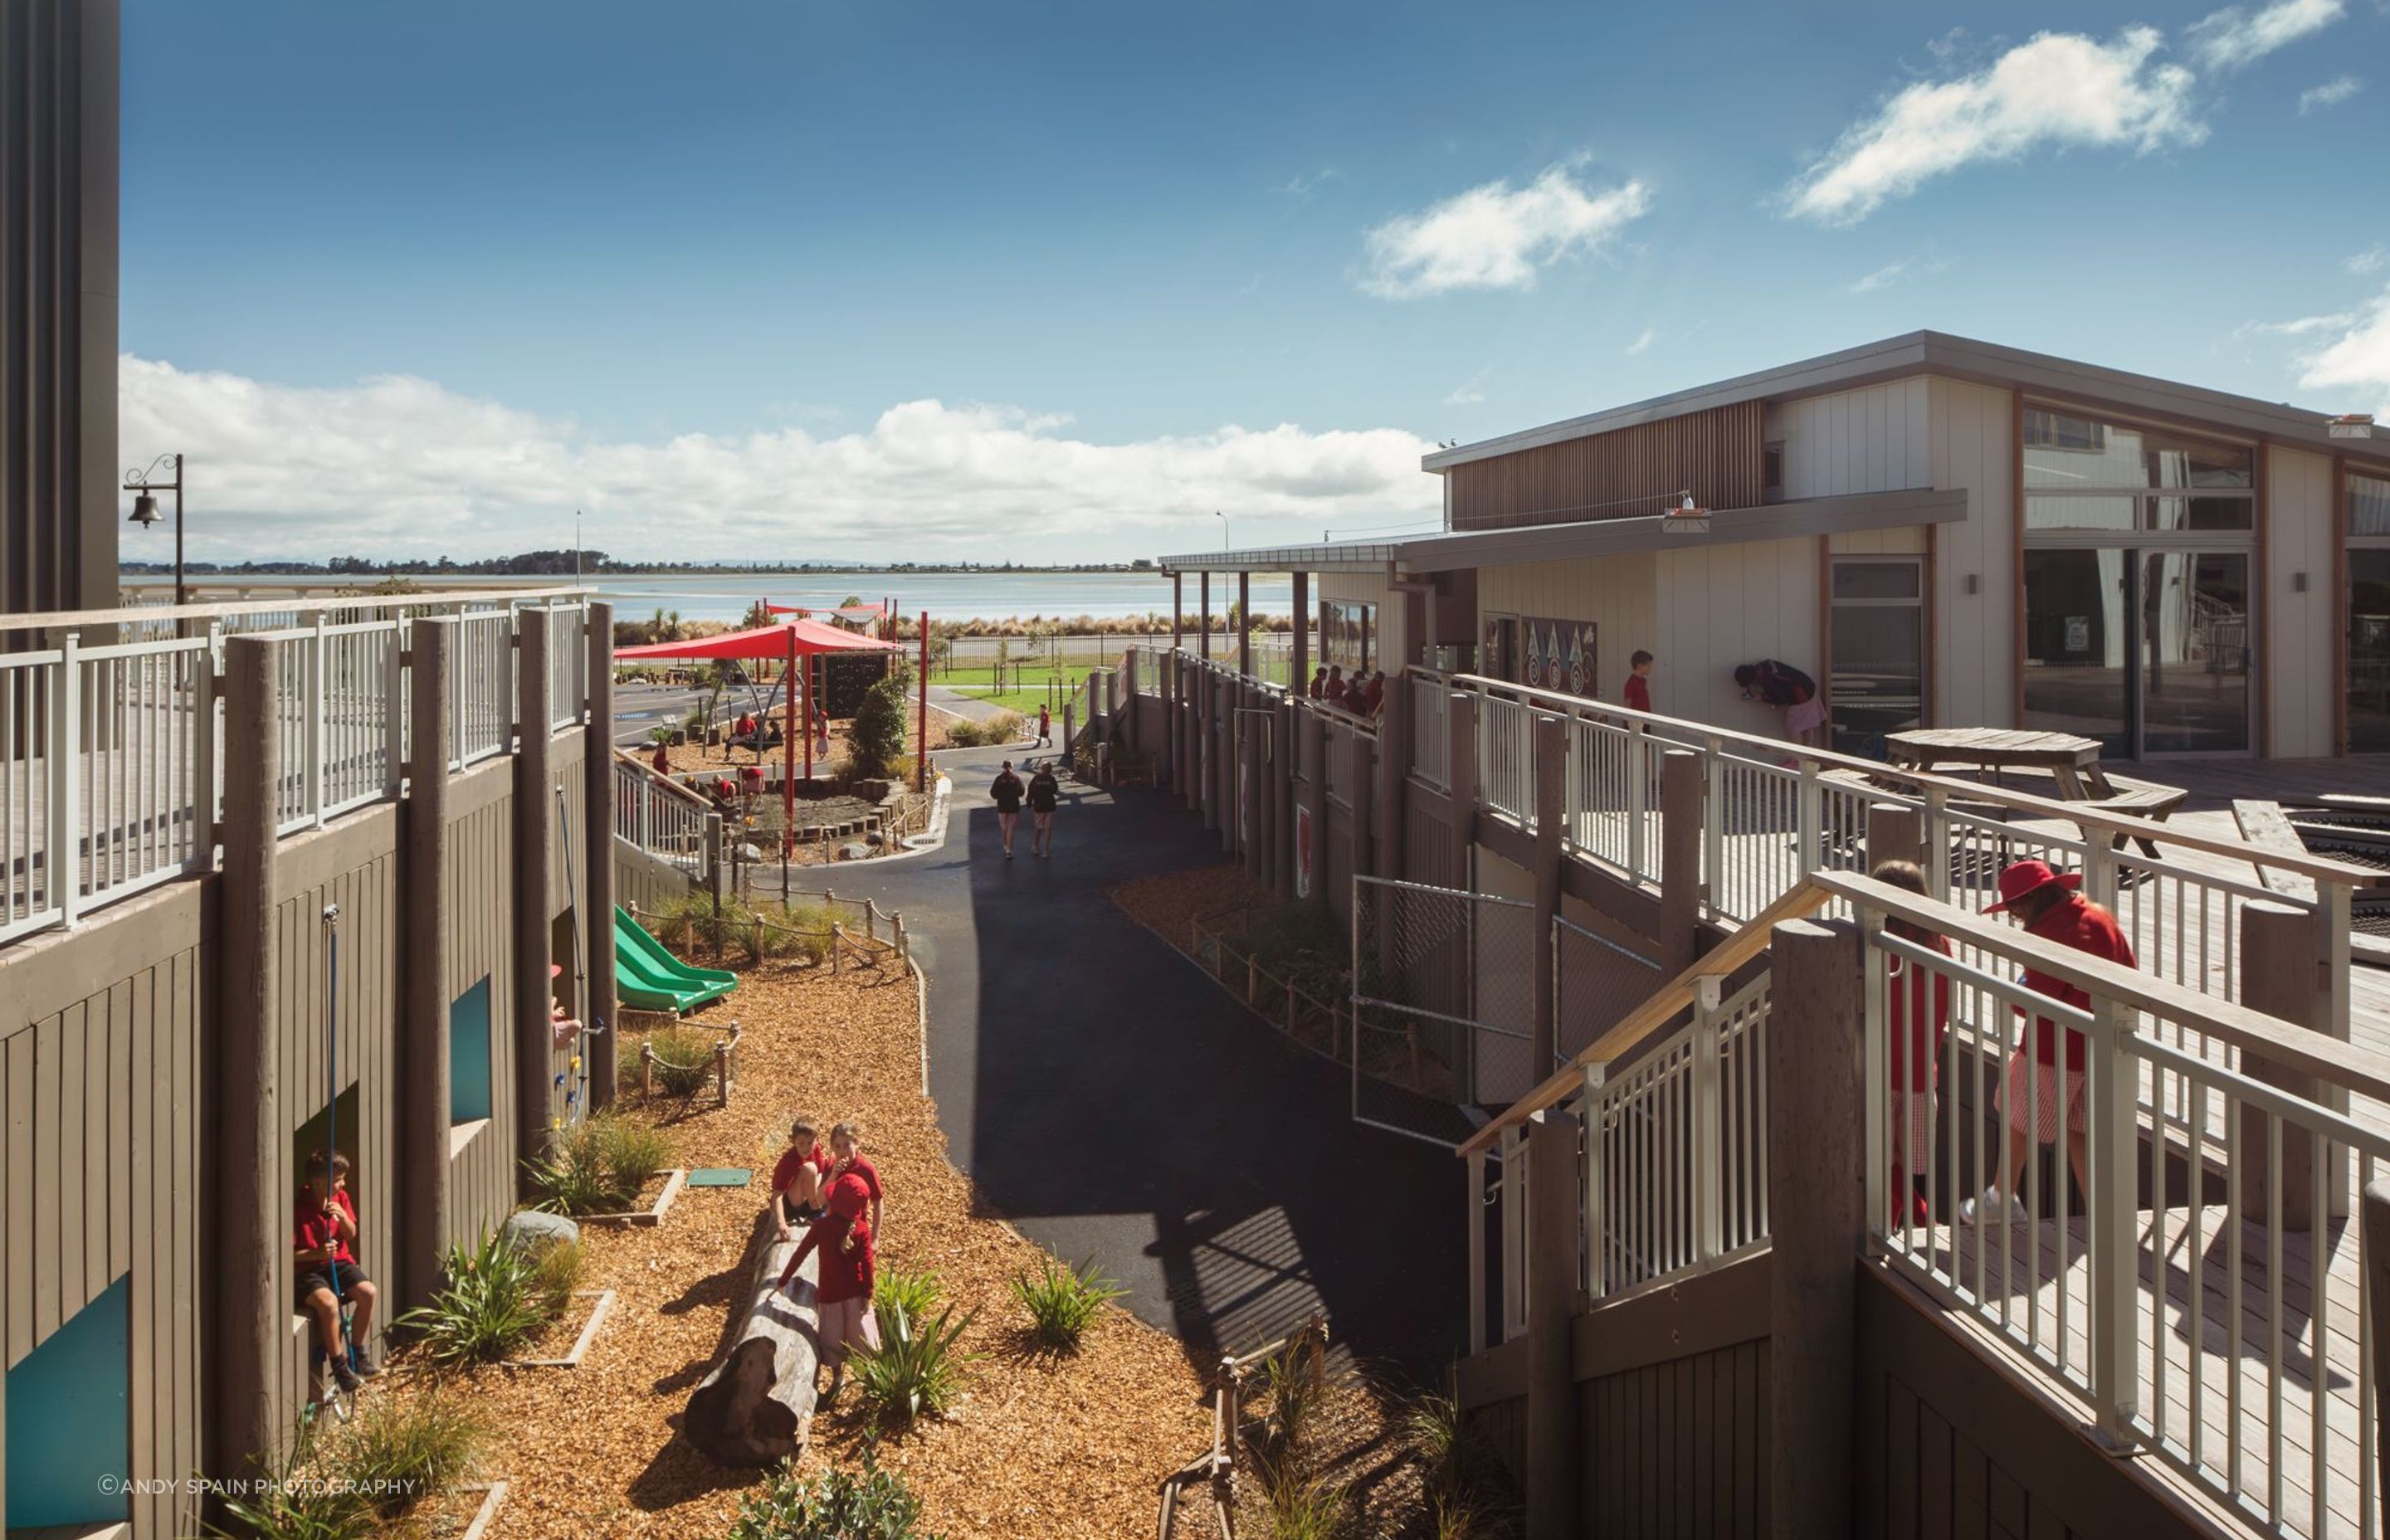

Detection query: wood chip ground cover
xmin=360 ymin=953 xmax=1208 ymax=1539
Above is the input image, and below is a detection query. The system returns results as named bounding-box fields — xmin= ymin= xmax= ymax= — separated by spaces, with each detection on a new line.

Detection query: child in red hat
xmin=1960 ymin=859 xmax=2136 ymax=1226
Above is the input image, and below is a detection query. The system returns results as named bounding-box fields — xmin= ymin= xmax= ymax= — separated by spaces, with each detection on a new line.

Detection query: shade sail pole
xmin=784 ymin=626 xmax=798 ymax=853
xmin=917 ymin=612 xmax=929 ymax=792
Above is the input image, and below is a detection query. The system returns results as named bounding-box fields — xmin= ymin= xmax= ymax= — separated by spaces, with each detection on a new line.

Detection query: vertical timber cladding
xmin=266 ymin=811 xmax=402 ymax=1442
xmin=0 ymin=882 xmax=207 ymax=1540
xmin=443 ymin=757 xmax=523 ymax=1250
xmin=1446 ymin=402 xmax=1767 ymax=531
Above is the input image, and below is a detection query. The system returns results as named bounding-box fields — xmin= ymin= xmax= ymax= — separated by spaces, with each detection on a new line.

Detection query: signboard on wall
xmin=1294 ymin=802 xmax=1314 ymax=899
xmin=1520 ymin=615 xmax=1598 ymax=698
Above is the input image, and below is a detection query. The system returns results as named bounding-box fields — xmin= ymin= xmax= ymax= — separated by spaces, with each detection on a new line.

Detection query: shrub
xmin=726 ymin=1447 xmax=941 ymax=1540
xmin=529 ymin=1113 xmax=674 ymax=1215
xmin=1010 ymin=1251 xmax=1125 ymax=1352
xmin=872 ymin=1266 xmax=944 ymax=1328
xmin=528 ymin=1235 xmax=583 ymax=1317
xmin=644 ymin=1025 xmax=717 ymax=1097
xmin=398 ymin=1230 xmax=565 ymax=1364
xmin=334 ymin=1393 xmax=488 ymax=1514
xmin=745 ymin=900 xmax=832 ymax=966
xmin=206 ymin=1435 xmax=377 ymax=1540
xmin=851 ymin=1300 xmax=976 ymax=1429
xmin=846 ymin=667 xmax=913 ymax=779
xmin=943 ymin=711 xmax=1023 ymax=749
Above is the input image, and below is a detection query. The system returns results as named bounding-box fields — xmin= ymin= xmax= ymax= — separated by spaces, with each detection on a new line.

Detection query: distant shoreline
xmin=119 ymin=563 xmax=1166 ymax=578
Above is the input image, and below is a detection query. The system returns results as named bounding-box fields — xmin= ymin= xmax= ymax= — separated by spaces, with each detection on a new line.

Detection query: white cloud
xmin=1279 ymin=168 xmax=1340 ymax=200
xmin=1848 ymin=260 xmax=1911 ymax=294
xmin=2242 ymin=310 xmax=2358 ymax=337
xmin=2298 ymin=289 xmax=2390 ymax=417
xmin=1783 ymin=28 xmax=2205 ymax=224
xmin=2188 ymin=0 xmax=2344 ymax=71
xmin=1623 ymin=328 xmax=1658 ymax=357
xmin=1445 ymin=367 xmax=1490 ymax=406
xmin=118 ymin=355 xmax=1439 ymax=563
xmin=2299 ymin=74 xmax=2365 ymax=112
xmin=1358 ymin=160 xmax=1651 ymax=300
xmin=2350 ymin=246 xmax=2389 ymax=275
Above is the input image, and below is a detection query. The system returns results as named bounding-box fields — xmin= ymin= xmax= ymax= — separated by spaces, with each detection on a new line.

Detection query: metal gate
xmin=1554 ymin=914 xmax=1663 ymax=1070
xmin=1350 ymin=875 xmax=1535 ymax=1146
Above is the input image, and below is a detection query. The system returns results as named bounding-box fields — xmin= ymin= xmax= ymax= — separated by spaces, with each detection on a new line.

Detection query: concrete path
xmin=924 ymin=683 xmax=1014 ymax=726
xmin=830 ymin=742 xmax=1466 ymax=1382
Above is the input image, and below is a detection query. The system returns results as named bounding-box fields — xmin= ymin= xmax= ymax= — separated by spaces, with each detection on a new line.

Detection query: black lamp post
xmin=124 ymin=452 xmax=186 ymax=606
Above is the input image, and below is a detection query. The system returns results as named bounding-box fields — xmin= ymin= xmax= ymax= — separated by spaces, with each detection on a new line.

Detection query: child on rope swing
xmin=295 ymin=1149 xmax=379 ymax=1394
xmin=777 ymin=1168 xmax=879 ymax=1400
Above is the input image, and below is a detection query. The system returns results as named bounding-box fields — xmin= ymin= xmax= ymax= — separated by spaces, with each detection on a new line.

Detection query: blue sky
xmin=120 ymin=0 xmax=2390 ymax=563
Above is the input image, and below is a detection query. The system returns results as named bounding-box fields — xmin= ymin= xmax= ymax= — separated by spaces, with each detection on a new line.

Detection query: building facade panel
xmin=1475 ymin=553 xmax=1658 ymax=706
xmin=1446 ymin=402 xmax=1764 ymax=532
xmin=1924 ymin=378 xmax=2018 ymax=730
xmin=1655 ymin=537 xmax=1822 ymax=736
xmin=1771 ymin=377 xmax=1931 ymax=500
xmin=2266 ymin=446 xmax=2337 ymax=758
xmin=1317 ymin=572 xmax=1406 ymax=680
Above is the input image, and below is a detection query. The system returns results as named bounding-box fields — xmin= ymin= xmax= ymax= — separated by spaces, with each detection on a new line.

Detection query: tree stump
xmin=684 ymin=1214 xmax=821 ymax=1465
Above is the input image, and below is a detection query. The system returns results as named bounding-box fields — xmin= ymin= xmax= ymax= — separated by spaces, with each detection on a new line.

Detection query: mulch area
xmin=362 ymin=952 xmax=1211 ymax=1539
xmin=647 ymin=703 xmax=954 ymax=778
xmin=1110 ymin=864 xmax=1272 ymax=957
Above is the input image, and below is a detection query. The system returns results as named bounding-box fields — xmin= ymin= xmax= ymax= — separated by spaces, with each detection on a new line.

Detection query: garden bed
xmin=359 ymin=953 xmax=1212 ymax=1539
xmin=576 ymin=1167 xmax=686 ymax=1228
xmin=501 ymin=1290 xmax=617 ymax=1368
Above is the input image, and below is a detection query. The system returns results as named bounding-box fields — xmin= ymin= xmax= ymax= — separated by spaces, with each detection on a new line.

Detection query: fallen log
xmin=684 ymin=1213 xmax=820 ymax=1465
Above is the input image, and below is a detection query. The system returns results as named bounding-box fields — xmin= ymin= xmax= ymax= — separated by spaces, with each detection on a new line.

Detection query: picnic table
xmin=1880 ymin=727 xmax=2185 ymax=856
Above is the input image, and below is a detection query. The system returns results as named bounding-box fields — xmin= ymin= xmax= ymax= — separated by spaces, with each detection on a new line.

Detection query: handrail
xmin=1456 ymin=881 xmax=1830 ymax=1157
xmin=1815 ymin=869 xmax=2390 ymax=1104
xmin=7 ymin=584 xmax=595 ymax=633
xmin=613 ymin=749 xmax=716 ymax=812
xmin=1445 ymin=670 xmax=2386 ymax=889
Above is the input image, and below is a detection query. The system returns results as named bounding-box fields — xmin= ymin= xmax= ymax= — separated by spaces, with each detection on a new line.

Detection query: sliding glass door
xmin=2139 ymin=552 xmax=2250 ymax=754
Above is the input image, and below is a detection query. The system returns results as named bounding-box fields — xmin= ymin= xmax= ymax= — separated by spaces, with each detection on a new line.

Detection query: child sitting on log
xmin=769 ymin=1115 xmax=831 ymax=1235
xmin=777 ymin=1171 xmax=879 ymax=1399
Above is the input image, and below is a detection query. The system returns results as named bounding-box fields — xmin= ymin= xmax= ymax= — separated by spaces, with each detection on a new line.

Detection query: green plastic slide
xmin=614 ymin=905 xmax=739 ymax=1014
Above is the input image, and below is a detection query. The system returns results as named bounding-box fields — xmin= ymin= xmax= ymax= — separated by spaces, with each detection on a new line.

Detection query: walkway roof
xmin=1155 ymin=486 xmax=1967 ymax=577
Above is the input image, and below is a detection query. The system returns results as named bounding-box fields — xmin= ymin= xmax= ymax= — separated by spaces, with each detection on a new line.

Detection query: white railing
xmin=1477 ymin=694 xmax=1533 ymax=826
xmin=453 ymin=610 xmax=515 ymax=768
xmin=1583 ymin=972 xmax=1771 ymax=1305
xmin=1838 ymin=870 xmax=2384 ymax=1540
xmin=547 ymin=602 xmax=588 ymax=731
xmin=1410 ymin=674 xmax=1449 ymax=790
xmin=0 ymin=592 xmax=593 ymax=950
xmin=613 ymin=754 xmax=710 ymax=875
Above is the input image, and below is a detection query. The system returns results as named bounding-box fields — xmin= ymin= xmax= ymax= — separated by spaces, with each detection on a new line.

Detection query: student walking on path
xmin=1027 ymin=760 xmax=1061 ymax=858
xmin=1623 ymin=650 xmax=1654 ymax=713
xmin=1960 ymin=859 xmax=2136 ymax=1226
xmin=990 ymin=760 xmax=1026 ymax=860
xmin=1036 ymin=704 xmax=1053 ymax=748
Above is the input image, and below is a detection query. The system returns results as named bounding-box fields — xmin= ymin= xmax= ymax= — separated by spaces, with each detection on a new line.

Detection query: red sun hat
xmin=1984 ymin=859 xmax=2082 ymax=914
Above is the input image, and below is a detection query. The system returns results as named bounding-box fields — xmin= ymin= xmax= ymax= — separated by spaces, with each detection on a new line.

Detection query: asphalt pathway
xmin=831 ymin=742 xmax=1466 ymax=1382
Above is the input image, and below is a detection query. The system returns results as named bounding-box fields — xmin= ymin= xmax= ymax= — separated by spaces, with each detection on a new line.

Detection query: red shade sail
xmin=614 ymin=618 xmax=904 ymax=661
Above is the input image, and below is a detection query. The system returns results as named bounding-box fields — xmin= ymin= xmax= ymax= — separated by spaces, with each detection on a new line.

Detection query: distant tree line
xmin=123 ymin=552 xmax=1163 ymax=576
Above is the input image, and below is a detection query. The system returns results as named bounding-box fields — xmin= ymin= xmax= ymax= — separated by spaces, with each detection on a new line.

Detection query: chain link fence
xmin=1554 ymin=914 xmax=1664 ymax=1070
xmin=1350 ymin=875 xmax=1536 ymax=1144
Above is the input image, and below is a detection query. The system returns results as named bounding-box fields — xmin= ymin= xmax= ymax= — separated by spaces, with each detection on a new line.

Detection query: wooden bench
xmin=2231 ymin=798 xmax=2318 ymax=902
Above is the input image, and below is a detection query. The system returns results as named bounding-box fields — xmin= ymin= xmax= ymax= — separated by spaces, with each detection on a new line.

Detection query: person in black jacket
xmin=1027 ymin=761 xmax=1061 ymax=859
xmin=990 ymin=760 xmax=1025 ymax=860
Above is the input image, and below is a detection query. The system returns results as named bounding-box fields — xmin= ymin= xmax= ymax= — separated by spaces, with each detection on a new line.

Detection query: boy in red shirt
xmin=1623 ymin=651 xmax=1654 ymax=714
xmin=778 ymin=1171 xmax=879 ymax=1398
xmin=1872 ymin=860 xmax=1952 ymax=1226
xmin=1961 ymin=860 xmax=2137 ymax=1226
xmin=295 ymin=1150 xmax=378 ymax=1392
xmin=769 ymin=1115 xmax=831 ymax=1236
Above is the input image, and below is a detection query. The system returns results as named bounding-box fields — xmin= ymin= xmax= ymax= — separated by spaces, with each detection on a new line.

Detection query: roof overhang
xmin=1421 ymin=330 xmax=2379 ymax=472
xmin=1157 ymin=487 xmax=1966 ymax=578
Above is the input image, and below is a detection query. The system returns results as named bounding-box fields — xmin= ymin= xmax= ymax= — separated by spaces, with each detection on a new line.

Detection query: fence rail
xmin=0 ymin=596 xmax=592 ymax=949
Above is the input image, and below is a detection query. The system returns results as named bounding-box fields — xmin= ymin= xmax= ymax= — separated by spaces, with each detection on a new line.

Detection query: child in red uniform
xmin=769 ymin=1115 xmax=831 ymax=1235
xmin=1962 ymin=860 xmax=2138 ymax=1226
xmin=829 ymin=1120 xmax=885 ymax=1242
xmin=778 ymin=1171 xmax=879 ymax=1397
xmin=1623 ymin=651 xmax=1654 ymax=714
xmin=295 ymin=1150 xmax=378 ymax=1392
xmin=1872 ymin=860 xmax=1952 ymax=1226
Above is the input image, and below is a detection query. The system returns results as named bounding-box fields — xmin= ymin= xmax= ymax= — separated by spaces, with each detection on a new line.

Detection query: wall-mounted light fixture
xmin=1963 ymin=573 xmax=1982 ymax=596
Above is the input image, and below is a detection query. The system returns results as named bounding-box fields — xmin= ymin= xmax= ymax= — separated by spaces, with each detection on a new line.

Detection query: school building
xmin=1165 ymin=331 xmax=2387 ymax=762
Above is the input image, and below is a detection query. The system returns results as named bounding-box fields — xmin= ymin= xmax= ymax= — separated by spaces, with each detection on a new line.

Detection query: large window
xmin=1828 ymin=558 xmax=1923 ymax=757
xmin=1319 ymin=599 xmax=1374 ymax=674
xmin=2021 ymin=402 xmax=2256 ymax=757
xmin=2351 ymin=472 xmax=2390 ymax=753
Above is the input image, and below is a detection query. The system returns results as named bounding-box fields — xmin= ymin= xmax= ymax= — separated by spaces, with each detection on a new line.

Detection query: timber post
xmin=585 ymin=602 xmax=618 ymax=1108
xmin=1241 ymin=701 xmax=1264 ymax=883
xmin=1531 ymin=713 xmax=1565 ymax=1075
xmin=1659 ymin=750 xmax=1703 ymax=974
xmin=514 ymin=607 xmax=558 ymax=1182
xmin=1291 ymin=571 xmax=1310 ymax=692
xmin=2363 ymin=1180 xmax=2390 ymax=1538
xmin=400 ymin=617 xmax=453 ymax=1307
xmin=1378 ymin=675 xmax=1409 ymax=887
xmin=210 ymin=636 xmax=281 ymax=1474
xmin=1275 ymin=695 xmax=1298 ymax=903
xmin=1524 ymin=1104 xmax=1582 ymax=1540
xmin=1768 ymin=916 xmax=1863 ymax=1540
xmin=1865 ymin=802 xmax=1924 ymax=872
xmin=2240 ymin=900 xmax=2339 ymax=1226
xmin=1300 ymin=706 xmax=1329 ymax=909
